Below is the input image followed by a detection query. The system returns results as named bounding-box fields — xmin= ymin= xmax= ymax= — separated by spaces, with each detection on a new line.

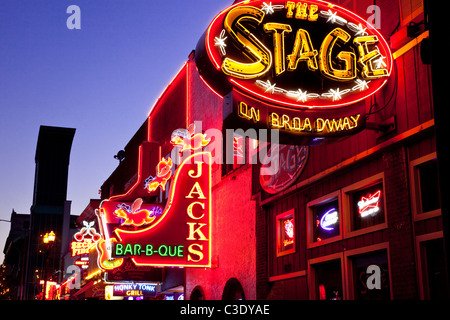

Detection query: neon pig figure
xmin=320 ymin=208 xmax=338 ymax=231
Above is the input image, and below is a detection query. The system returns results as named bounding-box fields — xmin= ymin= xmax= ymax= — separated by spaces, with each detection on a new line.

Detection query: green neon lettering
xmin=133 ymin=244 xmax=141 ymax=256
xmin=145 ymin=244 xmax=154 ymax=256
xmin=124 ymin=244 xmax=133 ymax=255
xmin=115 ymin=243 xmax=123 ymax=256
xmin=177 ymin=246 xmax=184 ymax=257
xmin=159 ymin=245 xmax=168 ymax=256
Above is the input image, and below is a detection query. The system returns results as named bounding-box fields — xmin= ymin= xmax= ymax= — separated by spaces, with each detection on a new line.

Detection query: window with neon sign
xmin=351 ymin=250 xmax=390 ymax=300
xmin=276 ymin=209 xmax=295 ymax=256
xmin=351 ymin=182 xmax=384 ymax=231
xmin=312 ymin=199 xmax=340 ymax=243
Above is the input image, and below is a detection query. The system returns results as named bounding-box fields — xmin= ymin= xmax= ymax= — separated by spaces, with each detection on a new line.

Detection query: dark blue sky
xmin=0 ymin=0 xmax=233 ymax=262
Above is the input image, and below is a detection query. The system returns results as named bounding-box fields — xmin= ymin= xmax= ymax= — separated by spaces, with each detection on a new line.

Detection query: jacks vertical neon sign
xmin=95 ymin=125 xmax=212 ymax=269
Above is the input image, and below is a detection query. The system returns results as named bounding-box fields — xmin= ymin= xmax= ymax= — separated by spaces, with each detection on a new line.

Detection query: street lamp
xmin=42 ymin=231 xmax=55 ymax=300
xmin=43 ymin=231 xmax=55 ymax=245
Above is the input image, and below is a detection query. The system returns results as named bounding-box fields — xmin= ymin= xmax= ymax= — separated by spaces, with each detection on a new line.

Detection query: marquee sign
xmin=95 ymin=125 xmax=212 ymax=270
xmin=196 ymin=0 xmax=393 ymax=143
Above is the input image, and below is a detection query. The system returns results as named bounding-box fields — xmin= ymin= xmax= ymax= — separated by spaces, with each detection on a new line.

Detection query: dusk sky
xmin=0 ymin=0 xmax=233 ymax=262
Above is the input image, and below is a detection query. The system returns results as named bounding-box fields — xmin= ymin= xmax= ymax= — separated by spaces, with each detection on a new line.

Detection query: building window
xmin=416 ymin=233 xmax=450 ymax=300
xmin=222 ymin=278 xmax=245 ymax=300
xmin=276 ymin=209 xmax=295 ymax=257
xmin=417 ymin=160 xmax=440 ymax=213
xmin=410 ymin=153 xmax=441 ymax=220
xmin=311 ymin=258 xmax=343 ymax=300
xmin=222 ymin=132 xmax=247 ymax=176
xmin=307 ymin=191 xmax=341 ymax=247
xmin=190 ymin=286 xmax=205 ymax=300
xmin=350 ymin=250 xmax=390 ymax=300
xmin=343 ymin=173 xmax=387 ymax=237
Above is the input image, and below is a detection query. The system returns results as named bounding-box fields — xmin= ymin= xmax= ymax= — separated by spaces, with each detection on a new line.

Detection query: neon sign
xmin=196 ymin=0 xmax=393 ymax=143
xmin=113 ymin=283 xmax=156 ymax=297
xmin=283 ymin=219 xmax=294 ymax=246
xmin=358 ymin=190 xmax=381 ymax=217
xmin=95 ymin=124 xmax=212 ymax=269
xmin=319 ymin=208 xmax=338 ymax=231
xmin=71 ymin=220 xmax=100 ymax=257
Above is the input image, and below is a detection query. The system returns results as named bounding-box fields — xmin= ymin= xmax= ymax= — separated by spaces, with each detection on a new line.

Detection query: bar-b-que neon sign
xmin=95 ymin=125 xmax=212 ymax=270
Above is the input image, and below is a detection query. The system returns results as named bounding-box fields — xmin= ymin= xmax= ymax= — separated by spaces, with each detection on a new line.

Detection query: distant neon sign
xmin=71 ymin=220 xmax=100 ymax=257
xmin=358 ymin=190 xmax=381 ymax=217
xmin=113 ymin=283 xmax=156 ymax=297
xmin=320 ymin=208 xmax=338 ymax=231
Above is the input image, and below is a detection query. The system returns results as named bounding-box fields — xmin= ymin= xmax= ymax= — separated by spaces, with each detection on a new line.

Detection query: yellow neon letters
xmin=269 ymin=112 xmax=360 ymax=134
xmin=354 ymin=35 xmax=389 ymax=79
xmin=263 ymin=23 xmax=292 ymax=76
xmin=222 ymin=6 xmax=273 ymax=79
xmin=238 ymin=102 xmax=260 ymax=123
xmin=287 ymin=29 xmax=318 ymax=72
xmin=319 ymin=28 xmax=356 ymax=81
xmin=285 ymin=1 xmax=318 ymax=21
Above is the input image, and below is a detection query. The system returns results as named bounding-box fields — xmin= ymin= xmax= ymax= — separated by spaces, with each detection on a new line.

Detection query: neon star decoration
xmin=214 ymin=29 xmax=228 ymax=56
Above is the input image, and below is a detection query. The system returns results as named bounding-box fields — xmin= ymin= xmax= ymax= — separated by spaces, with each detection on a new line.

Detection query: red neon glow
xmin=358 ymin=190 xmax=381 ymax=217
xmin=204 ymin=0 xmax=393 ymax=109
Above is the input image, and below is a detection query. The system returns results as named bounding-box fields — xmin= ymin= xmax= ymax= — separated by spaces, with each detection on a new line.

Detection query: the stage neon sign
xmin=196 ymin=0 xmax=393 ymax=143
xmin=95 ymin=124 xmax=212 ymax=269
xmin=199 ymin=0 xmax=392 ymax=108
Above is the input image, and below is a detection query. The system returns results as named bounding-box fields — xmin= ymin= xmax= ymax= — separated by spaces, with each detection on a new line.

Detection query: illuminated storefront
xmin=61 ymin=0 xmax=446 ymax=300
